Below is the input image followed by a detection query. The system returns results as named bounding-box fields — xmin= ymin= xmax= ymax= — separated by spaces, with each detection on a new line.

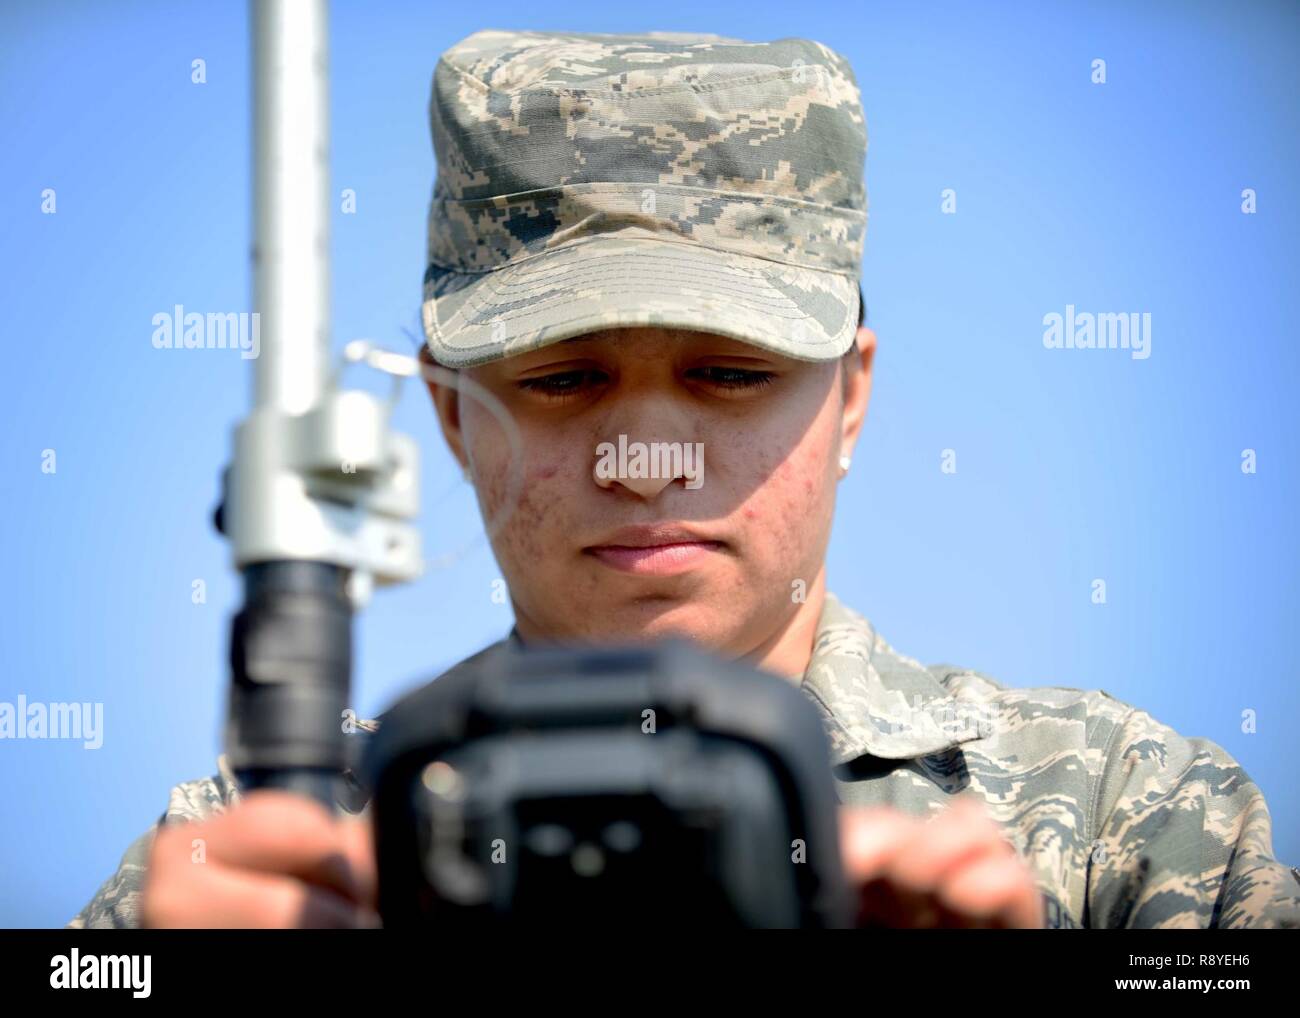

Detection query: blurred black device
xmin=359 ymin=639 xmax=853 ymax=928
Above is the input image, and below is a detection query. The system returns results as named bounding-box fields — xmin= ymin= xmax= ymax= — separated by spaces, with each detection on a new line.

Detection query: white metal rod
xmin=252 ymin=0 xmax=331 ymax=414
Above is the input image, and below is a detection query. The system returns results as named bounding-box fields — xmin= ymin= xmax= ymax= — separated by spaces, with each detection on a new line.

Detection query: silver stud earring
xmin=839 ymin=455 xmax=852 ymax=473
xmin=462 ymin=464 xmax=472 ymax=482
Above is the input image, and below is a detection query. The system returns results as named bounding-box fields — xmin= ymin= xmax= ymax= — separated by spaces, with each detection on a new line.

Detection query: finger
xmin=856 ymin=876 xmax=946 ymax=928
xmin=145 ymin=860 xmax=377 ymax=929
xmin=839 ymin=806 xmax=917 ymax=881
xmin=840 ymin=806 xmax=935 ymax=927
xmin=887 ymin=799 xmax=1014 ymax=891
xmin=938 ymin=853 xmax=1045 ymax=929
xmin=185 ymin=791 xmax=370 ymax=902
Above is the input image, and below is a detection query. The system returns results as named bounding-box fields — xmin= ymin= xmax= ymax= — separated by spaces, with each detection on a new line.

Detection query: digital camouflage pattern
xmin=68 ymin=591 xmax=1300 ymax=929
xmin=421 ymin=29 xmax=866 ymax=368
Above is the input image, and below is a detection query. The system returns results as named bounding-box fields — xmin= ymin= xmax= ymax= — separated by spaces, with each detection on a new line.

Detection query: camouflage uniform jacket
xmin=68 ymin=591 xmax=1300 ymax=928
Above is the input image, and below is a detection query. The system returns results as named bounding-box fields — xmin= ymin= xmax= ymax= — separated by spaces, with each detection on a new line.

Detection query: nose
xmin=593 ymin=437 xmax=689 ymax=499
xmin=593 ymin=426 xmax=711 ymax=498
xmin=596 ymin=462 xmax=678 ymax=499
xmin=591 ymin=382 xmax=704 ymax=499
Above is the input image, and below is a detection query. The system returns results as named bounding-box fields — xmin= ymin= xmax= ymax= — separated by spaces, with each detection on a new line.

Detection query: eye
xmin=689 ymin=366 xmax=777 ymax=390
xmin=515 ymin=369 xmax=609 ymax=400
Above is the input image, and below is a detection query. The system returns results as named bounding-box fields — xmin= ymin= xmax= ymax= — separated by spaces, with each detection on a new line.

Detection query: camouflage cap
xmin=421 ymin=28 xmax=867 ymax=368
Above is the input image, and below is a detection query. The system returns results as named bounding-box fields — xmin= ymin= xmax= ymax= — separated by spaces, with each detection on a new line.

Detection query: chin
xmin=583 ymin=599 xmax=729 ymax=650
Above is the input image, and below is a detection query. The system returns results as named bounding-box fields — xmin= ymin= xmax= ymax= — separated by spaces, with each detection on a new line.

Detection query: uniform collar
xmin=356 ymin=594 xmax=982 ymax=783
xmin=798 ymin=591 xmax=986 ymax=766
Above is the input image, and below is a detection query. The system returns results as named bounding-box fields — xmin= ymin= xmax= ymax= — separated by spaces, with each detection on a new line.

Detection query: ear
xmin=420 ymin=347 xmax=469 ymax=471
xmin=838 ymin=325 xmax=876 ymax=466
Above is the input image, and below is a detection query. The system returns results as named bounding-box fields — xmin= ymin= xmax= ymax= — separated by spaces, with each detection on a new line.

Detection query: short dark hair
xmin=841 ymin=286 xmax=865 ymax=398
xmin=841 ymin=283 xmax=865 ymax=367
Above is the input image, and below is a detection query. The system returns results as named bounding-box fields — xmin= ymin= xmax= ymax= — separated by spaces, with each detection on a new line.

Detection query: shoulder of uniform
xmin=162 ymin=757 xmax=241 ymax=823
xmin=923 ymin=663 xmax=1143 ymax=739
xmin=925 ymin=662 xmax=1106 ymax=703
xmin=66 ymin=821 xmax=160 ymax=929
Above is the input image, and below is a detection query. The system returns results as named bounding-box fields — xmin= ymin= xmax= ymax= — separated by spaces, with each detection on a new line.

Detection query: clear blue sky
xmin=2 ymin=0 xmax=1297 ymax=927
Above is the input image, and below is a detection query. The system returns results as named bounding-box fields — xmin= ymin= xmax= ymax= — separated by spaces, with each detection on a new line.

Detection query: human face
xmin=427 ymin=325 xmax=874 ymax=677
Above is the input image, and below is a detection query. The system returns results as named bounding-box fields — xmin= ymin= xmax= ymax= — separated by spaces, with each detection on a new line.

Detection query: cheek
xmin=466 ymin=422 xmax=572 ymax=566
xmin=735 ymin=410 xmax=838 ymax=554
xmin=757 ymin=445 xmax=834 ymax=526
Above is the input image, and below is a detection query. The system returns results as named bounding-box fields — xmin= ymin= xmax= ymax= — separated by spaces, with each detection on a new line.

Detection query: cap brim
xmin=422 ymin=236 xmax=859 ymax=369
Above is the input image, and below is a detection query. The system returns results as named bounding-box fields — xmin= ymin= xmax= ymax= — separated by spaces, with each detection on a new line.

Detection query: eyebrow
xmin=543 ymin=333 xmax=620 ymax=352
